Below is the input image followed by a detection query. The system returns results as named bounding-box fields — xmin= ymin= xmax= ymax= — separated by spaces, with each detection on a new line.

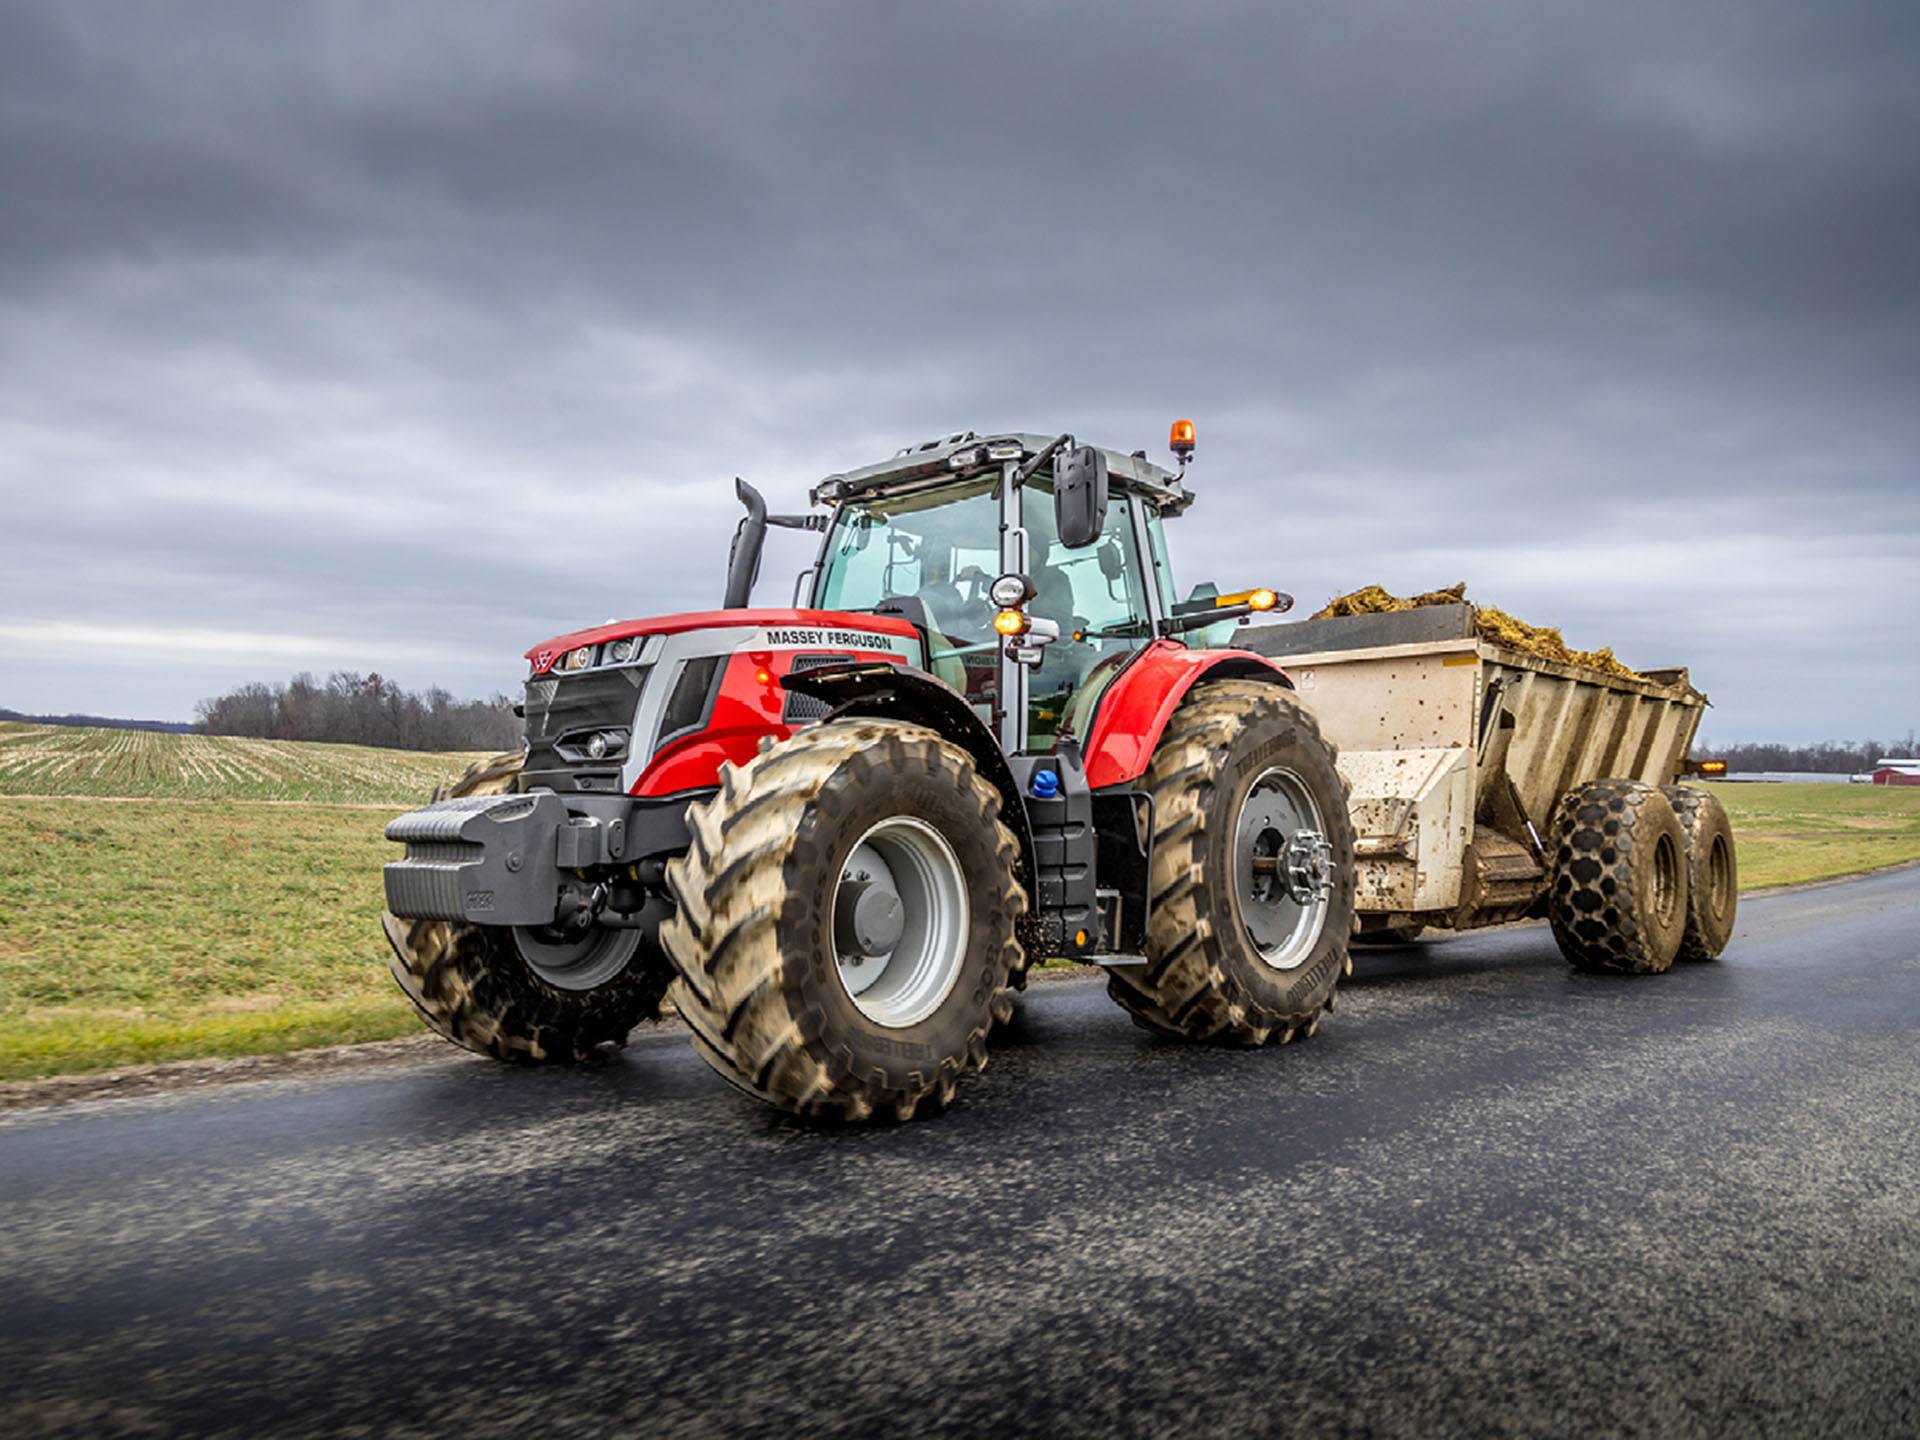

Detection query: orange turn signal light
xmin=1216 ymin=587 xmax=1281 ymax=611
xmin=993 ymin=609 xmax=1029 ymax=637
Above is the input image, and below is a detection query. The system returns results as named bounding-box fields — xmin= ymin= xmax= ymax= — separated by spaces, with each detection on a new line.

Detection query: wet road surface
xmin=3 ymin=868 xmax=1917 ymax=1438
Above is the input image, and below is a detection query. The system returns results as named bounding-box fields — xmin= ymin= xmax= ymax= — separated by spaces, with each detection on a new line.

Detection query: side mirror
xmin=1054 ymin=445 xmax=1108 ymax=549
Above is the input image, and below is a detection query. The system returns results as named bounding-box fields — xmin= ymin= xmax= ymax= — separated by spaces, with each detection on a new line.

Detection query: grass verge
xmin=1705 ymin=781 xmax=1920 ymax=889
xmin=0 ymin=798 xmax=420 ymax=1079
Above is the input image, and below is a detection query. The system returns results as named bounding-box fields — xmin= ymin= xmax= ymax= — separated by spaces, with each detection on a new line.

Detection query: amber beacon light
xmin=1169 ymin=418 xmax=1197 ymax=461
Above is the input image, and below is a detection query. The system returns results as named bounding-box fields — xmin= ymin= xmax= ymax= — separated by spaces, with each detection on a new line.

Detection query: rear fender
xmin=782 ymin=663 xmax=1035 ymax=894
xmin=1081 ymin=640 xmax=1294 ymax=789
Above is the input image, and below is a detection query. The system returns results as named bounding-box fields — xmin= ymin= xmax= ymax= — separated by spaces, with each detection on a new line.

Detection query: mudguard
xmin=782 ymin=662 xmax=1035 ymax=891
xmin=1080 ymin=640 xmax=1294 ymax=789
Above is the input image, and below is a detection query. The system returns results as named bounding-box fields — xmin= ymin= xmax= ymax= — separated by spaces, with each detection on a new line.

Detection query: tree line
xmin=0 ymin=708 xmax=193 ymax=733
xmin=194 ymin=672 xmax=520 ymax=752
xmin=1699 ymin=734 xmax=1919 ymax=774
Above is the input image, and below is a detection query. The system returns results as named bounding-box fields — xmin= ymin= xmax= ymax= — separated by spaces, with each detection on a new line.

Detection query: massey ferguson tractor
xmin=382 ymin=422 xmax=1736 ymax=1122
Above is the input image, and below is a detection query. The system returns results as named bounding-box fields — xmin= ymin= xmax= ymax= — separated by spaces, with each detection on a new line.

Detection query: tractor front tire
xmin=1547 ymin=779 xmax=1690 ymax=974
xmin=661 ymin=720 xmax=1026 ymax=1122
xmin=1106 ymin=680 xmax=1356 ymax=1044
xmin=380 ymin=752 xmax=674 ymax=1063
xmin=1662 ymin=784 xmax=1738 ymax=961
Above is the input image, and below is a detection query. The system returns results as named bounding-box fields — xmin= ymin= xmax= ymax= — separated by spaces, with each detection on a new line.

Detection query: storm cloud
xmin=2 ymin=1 xmax=1915 ymax=741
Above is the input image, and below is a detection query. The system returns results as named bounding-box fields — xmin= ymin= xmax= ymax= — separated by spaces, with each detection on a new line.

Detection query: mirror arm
xmin=1158 ymin=602 xmax=1255 ymax=637
xmin=1017 ymin=433 xmax=1073 ymax=485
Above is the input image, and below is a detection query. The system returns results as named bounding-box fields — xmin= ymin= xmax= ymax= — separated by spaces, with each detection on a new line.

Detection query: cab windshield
xmin=815 ymin=480 xmax=1002 ymax=711
xmin=814 ymin=475 xmax=1157 ymax=740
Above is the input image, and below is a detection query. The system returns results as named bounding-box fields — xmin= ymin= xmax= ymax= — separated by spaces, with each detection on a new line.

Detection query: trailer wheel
xmin=1106 ymin=680 xmax=1355 ymax=1044
xmin=1546 ymin=779 xmax=1690 ymax=974
xmin=380 ymin=753 xmax=674 ymax=1063
xmin=661 ymin=720 xmax=1026 ymax=1122
xmin=1661 ymin=785 xmax=1738 ymax=961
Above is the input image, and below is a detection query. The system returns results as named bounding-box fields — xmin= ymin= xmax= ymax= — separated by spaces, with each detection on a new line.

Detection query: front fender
xmin=1081 ymin=641 xmax=1294 ymax=789
xmin=782 ymin=662 xmax=1035 ymax=892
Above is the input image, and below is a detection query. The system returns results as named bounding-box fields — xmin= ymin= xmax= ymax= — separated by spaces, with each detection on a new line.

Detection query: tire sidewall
xmin=1666 ymin=786 xmax=1738 ymax=959
xmin=1633 ymin=797 xmax=1689 ymax=965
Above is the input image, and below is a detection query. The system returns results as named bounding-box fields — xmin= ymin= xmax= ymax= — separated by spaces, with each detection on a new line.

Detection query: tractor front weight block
xmin=383 ymin=790 xmax=697 ymax=927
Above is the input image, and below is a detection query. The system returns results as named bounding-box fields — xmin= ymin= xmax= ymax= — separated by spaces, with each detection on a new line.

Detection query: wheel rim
xmin=1234 ymin=766 xmax=1333 ymax=971
xmin=1652 ymin=832 xmax=1680 ymax=927
xmin=512 ymin=923 xmax=641 ymax=992
xmin=833 ymin=816 xmax=970 ymax=1029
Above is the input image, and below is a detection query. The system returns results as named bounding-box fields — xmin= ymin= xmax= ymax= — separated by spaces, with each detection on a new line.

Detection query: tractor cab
xmin=755 ymin=427 xmax=1283 ymax=759
xmin=806 ymin=433 xmax=1181 ymax=748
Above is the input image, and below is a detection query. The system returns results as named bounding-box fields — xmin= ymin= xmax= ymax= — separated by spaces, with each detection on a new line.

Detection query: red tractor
xmin=383 ymin=425 xmax=1355 ymax=1120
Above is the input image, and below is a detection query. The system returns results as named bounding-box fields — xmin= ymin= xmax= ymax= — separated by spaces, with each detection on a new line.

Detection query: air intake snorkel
xmin=723 ymin=478 xmax=767 ymax=609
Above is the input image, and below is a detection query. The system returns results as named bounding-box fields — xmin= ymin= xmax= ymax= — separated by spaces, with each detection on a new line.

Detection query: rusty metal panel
xmin=1288 ymin=640 xmax=1481 ymax=751
xmin=1335 ymin=745 xmax=1472 ymax=914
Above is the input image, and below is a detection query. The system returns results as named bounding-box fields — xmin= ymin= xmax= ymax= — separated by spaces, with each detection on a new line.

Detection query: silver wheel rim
xmin=1233 ymin=765 xmax=1333 ymax=971
xmin=512 ymin=924 xmax=641 ymax=992
xmin=833 ymin=816 xmax=970 ymax=1029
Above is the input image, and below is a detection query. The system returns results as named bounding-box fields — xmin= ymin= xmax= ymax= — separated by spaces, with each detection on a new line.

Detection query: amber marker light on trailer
xmin=993 ymin=609 xmax=1029 ymax=637
xmin=1700 ymin=760 xmax=1728 ymax=776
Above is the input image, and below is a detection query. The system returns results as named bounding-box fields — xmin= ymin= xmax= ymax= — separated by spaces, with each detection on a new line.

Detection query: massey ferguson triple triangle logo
xmin=535 ymin=649 xmax=553 ymax=671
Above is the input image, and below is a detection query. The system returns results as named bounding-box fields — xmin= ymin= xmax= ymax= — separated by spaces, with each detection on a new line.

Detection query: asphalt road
xmin=4 ymin=870 xmax=1917 ymax=1440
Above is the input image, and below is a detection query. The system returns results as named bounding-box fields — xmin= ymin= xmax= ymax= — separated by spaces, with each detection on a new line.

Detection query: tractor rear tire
xmin=1662 ymin=784 xmax=1738 ymax=961
xmin=1546 ymin=779 xmax=1689 ymax=974
xmin=661 ymin=720 xmax=1026 ymax=1122
xmin=1105 ymin=680 xmax=1356 ymax=1044
xmin=380 ymin=752 xmax=674 ymax=1063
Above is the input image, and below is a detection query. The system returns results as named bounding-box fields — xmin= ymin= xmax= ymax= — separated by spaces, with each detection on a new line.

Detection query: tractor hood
xmin=526 ymin=608 xmax=919 ymax=675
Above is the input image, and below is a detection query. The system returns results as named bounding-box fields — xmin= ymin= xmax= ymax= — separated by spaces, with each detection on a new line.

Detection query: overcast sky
xmin=1 ymin=1 xmax=1915 ymax=743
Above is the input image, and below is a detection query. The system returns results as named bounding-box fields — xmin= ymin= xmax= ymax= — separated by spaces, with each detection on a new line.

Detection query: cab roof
xmin=812 ymin=430 xmax=1193 ymax=515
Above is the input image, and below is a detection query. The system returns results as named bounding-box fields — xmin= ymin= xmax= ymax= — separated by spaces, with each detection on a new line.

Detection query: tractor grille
xmin=523 ymin=665 xmax=651 ymax=793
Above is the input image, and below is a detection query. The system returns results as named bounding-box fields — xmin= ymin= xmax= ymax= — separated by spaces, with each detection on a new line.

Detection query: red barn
xmin=1870 ymin=759 xmax=1920 ymax=786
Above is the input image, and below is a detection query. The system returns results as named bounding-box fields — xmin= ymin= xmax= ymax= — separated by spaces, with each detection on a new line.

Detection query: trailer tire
xmin=380 ymin=753 xmax=674 ymax=1063
xmin=1106 ymin=680 xmax=1355 ymax=1044
xmin=1547 ymin=779 xmax=1689 ymax=975
xmin=1661 ymin=785 xmax=1738 ymax=961
xmin=661 ymin=720 xmax=1026 ymax=1122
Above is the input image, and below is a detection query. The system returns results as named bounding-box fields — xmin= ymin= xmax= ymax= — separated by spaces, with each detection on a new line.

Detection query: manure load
xmin=1240 ymin=601 xmax=1736 ymax=969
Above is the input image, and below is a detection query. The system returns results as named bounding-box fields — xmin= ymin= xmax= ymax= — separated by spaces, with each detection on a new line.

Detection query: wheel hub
xmin=1282 ymin=831 xmax=1333 ymax=905
xmin=1234 ymin=766 xmax=1333 ymax=971
xmin=832 ymin=822 xmax=969 ymax=1027
xmin=511 ymin=922 xmax=641 ymax=992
